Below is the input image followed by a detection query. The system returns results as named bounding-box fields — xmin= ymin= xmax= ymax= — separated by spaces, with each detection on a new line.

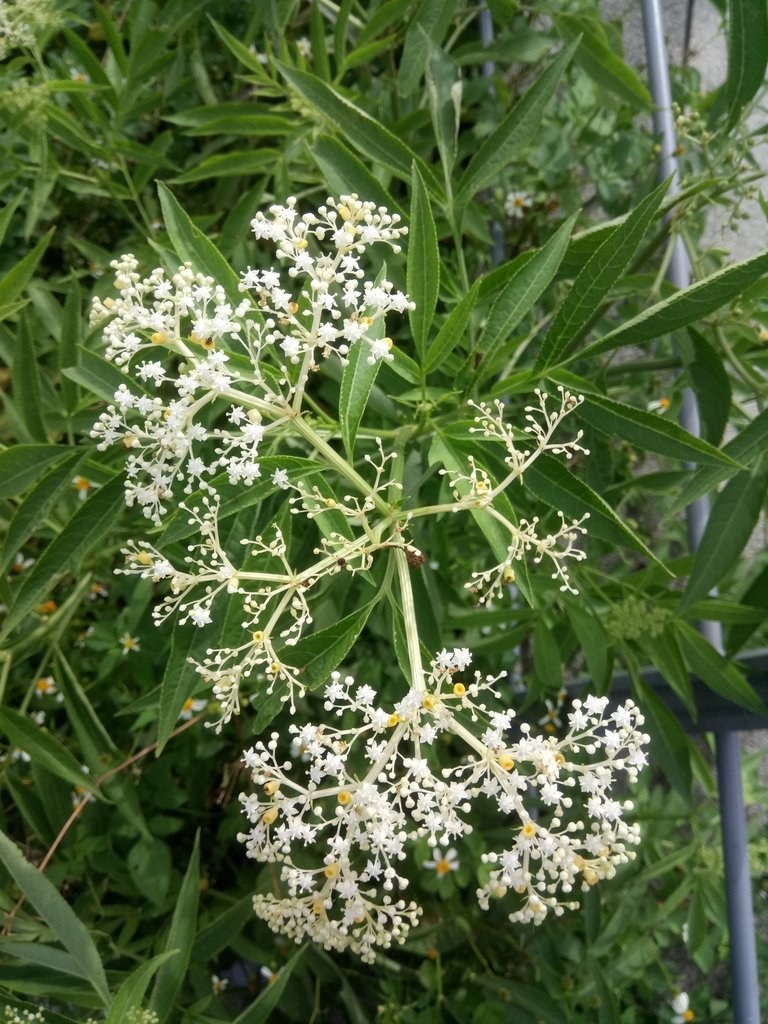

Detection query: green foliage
xmin=0 ymin=0 xmax=767 ymax=1021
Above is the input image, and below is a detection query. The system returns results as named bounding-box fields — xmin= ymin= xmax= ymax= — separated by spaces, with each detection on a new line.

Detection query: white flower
xmin=72 ymin=475 xmax=93 ymax=500
xmin=671 ymin=991 xmax=695 ymax=1023
xmin=35 ymin=676 xmax=57 ymax=699
xmin=296 ymin=36 xmax=312 ymax=59
xmin=505 ymin=190 xmax=532 ymax=219
xmin=119 ymin=633 xmax=141 ymax=655
xmin=179 ymin=698 xmax=207 ymax=721
xmin=272 ymin=468 xmax=290 ymax=489
xmin=423 ymin=847 xmax=460 ymax=877
xmin=11 ymin=552 xmax=34 ymax=574
xmin=211 ymin=973 xmax=229 ymax=994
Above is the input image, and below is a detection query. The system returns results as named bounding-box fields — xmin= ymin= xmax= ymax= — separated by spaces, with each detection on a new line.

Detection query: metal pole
xmin=640 ymin=3 xmax=760 ymax=1020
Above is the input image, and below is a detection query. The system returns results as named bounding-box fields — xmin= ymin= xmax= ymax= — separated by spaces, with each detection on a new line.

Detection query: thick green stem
xmin=394 ymin=547 xmax=425 ymax=692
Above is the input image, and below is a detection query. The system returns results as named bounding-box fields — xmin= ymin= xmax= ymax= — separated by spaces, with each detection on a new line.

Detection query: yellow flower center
xmin=182 ymin=698 xmax=194 ymax=713
xmin=150 ymin=331 xmax=167 ymax=345
xmin=522 ymin=822 xmax=536 ymax=838
xmin=323 ymin=863 xmax=339 ymax=879
xmin=453 ymin=683 xmax=466 ymax=697
xmin=73 ymin=476 xmax=90 ymax=491
xmin=337 ymin=790 xmax=352 ymax=805
xmin=422 ymin=694 xmax=436 ymax=710
xmin=262 ymin=807 xmax=278 ymax=825
xmin=387 ymin=713 xmax=400 ymax=728
xmin=435 ymin=858 xmax=452 ymax=876
xmin=498 ymin=754 xmax=515 ymax=771
xmin=36 ymin=678 xmax=51 ymax=693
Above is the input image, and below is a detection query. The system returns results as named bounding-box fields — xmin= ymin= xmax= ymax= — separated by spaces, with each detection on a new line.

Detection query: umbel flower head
xmin=237 ymin=650 xmax=648 ymax=961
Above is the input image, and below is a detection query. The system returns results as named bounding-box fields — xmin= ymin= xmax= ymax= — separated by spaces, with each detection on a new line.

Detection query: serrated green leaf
xmin=673 ymin=407 xmax=768 ymax=512
xmin=579 ymin=394 xmax=738 ymax=467
xmin=0 ymin=228 xmax=55 ymax=307
xmin=231 ymin=945 xmax=307 ymax=1024
xmin=424 ymin=280 xmax=479 ymax=373
xmin=525 ymin=452 xmax=669 ymax=571
xmin=455 ymin=40 xmax=577 ymax=206
xmin=727 ymin=563 xmax=768 ymax=656
xmin=156 ymin=625 xmax=208 ymax=755
xmin=311 ymin=135 xmax=402 ymax=215
xmin=398 ymin=0 xmax=458 ymax=96
xmin=631 ymin=676 xmax=691 ymax=798
xmin=408 ymin=164 xmax=439 ymax=359
xmin=157 ymin=182 xmax=241 ymax=301
xmin=0 ymin=829 xmax=109 ymax=1005
xmin=278 ymin=603 xmax=375 ymax=690
xmin=105 ymin=952 xmax=179 ymax=1024
xmin=149 ymin=832 xmax=200 ymax=1023
xmin=2 ymin=473 xmax=125 ymax=635
xmin=573 ymin=249 xmax=768 ymax=362
xmin=679 ymin=461 xmax=768 ymax=612
xmin=683 ymin=328 xmax=732 ymax=446
xmin=13 ymin=315 xmax=47 ymax=443
xmin=554 ymin=14 xmax=651 ymax=107
xmin=275 ymin=62 xmax=443 ymax=196
xmin=467 ymin=214 xmax=576 ymax=385
xmin=0 ymin=708 xmax=101 ymax=795
xmin=535 ymin=179 xmax=670 ymax=369
xmin=726 ymin=0 xmax=768 ymax=125
xmin=675 ymin=621 xmax=764 ymax=715
xmin=0 ymin=450 xmax=85 ymax=575
xmin=340 ymin=331 xmax=383 ymax=459
xmin=62 ymin=346 xmax=149 ymax=404
xmin=171 ymin=149 xmax=278 ymax=184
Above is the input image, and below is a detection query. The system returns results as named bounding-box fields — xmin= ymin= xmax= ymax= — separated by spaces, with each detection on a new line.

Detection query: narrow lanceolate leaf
xmin=455 ymin=40 xmax=578 ymax=206
xmin=0 ymin=445 xmax=70 ymax=499
xmin=572 ymin=249 xmax=768 ymax=362
xmin=424 ymin=280 xmax=480 ymax=373
xmin=678 ymin=461 xmax=768 ymax=612
xmin=0 ymin=708 xmax=101 ymax=795
xmin=340 ymin=332 xmax=383 ymax=459
xmin=164 ymin=105 xmax=294 ymax=134
xmin=156 ymin=625 xmax=208 ymax=755
xmin=63 ymin=346 xmax=149 ymax=404
xmin=468 ymin=215 xmax=576 ymax=385
xmin=684 ymin=328 xmax=731 ymax=446
xmin=672 ymin=406 xmax=768 ymax=512
xmin=631 ymin=678 xmax=691 ymax=798
xmin=0 ymin=228 xmax=55 ymax=306
xmin=426 ymin=42 xmax=461 ymax=178
xmin=525 ymin=453 xmax=669 ymax=572
xmin=675 ymin=621 xmax=765 ymax=716
xmin=157 ymin=183 xmax=241 ymax=301
xmin=727 ymin=563 xmax=768 ymax=655
xmin=0 ymin=450 xmax=85 ymax=574
xmin=13 ymin=315 xmax=47 ymax=442
xmin=554 ymin=14 xmax=651 ymax=107
xmin=275 ymin=62 xmax=443 ymax=196
xmin=578 ymin=395 xmax=739 ymax=467
xmin=105 ymin=952 xmax=179 ymax=1024
xmin=535 ymin=179 xmax=670 ymax=370
xmin=726 ymin=0 xmax=768 ymax=125
xmin=231 ymin=945 xmax=307 ymax=1024
xmin=0 ymin=830 xmax=109 ymax=1005
xmin=311 ymin=136 xmax=401 ymax=216
xmin=397 ymin=0 xmax=458 ymax=96
xmin=2 ymin=473 xmax=125 ymax=634
xmin=408 ymin=164 xmax=440 ymax=359
xmin=149 ymin=833 xmax=200 ymax=1023
xmin=278 ymin=603 xmax=375 ymax=690
xmin=170 ymin=149 xmax=279 ymax=184
xmin=59 ymin=279 xmax=81 ymax=412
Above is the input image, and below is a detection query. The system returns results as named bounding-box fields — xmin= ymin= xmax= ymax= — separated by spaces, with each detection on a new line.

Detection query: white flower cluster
xmin=238 ymin=649 xmax=648 ymax=960
xmin=90 ymin=195 xmax=410 ymax=524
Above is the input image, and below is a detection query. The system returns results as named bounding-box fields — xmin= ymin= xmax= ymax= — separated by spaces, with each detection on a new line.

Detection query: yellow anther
xmin=515 ymin=884 xmax=527 ymax=894
xmin=385 ymin=337 xmax=394 ymax=350
xmin=422 ymin=694 xmax=436 ymax=710
xmin=270 ymin=662 xmax=281 ymax=675
xmin=135 ymin=551 xmax=153 ymax=566
xmin=122 ymin=434 xmax=137 ymax=449
xmin=312 ymin=899 xmax=326 ymax=915
xmin=361 ymin=316 xmax=374 ymax=326
xmin=474 ymin=481 xmax=488 ymax=494
xmin=324 ymin=498 xmax=336 ymax=508
xmin=200 ymin=337 xmax=216 ymax=350
xmin=492 ymin=884 xmax=508 ymax=899
xmin=387 ymin=713 xmax=400 ymax=728
xmin=252 ymin=630 xmax=264 ymax=643
xmin=502 ymin=567 xmax=516 ymax=583
xmin=522 ymin=822 xmax=536 ymax=838
xmin=498 ymin=754 xmax=515 ymax=771
xmin=323 ymin=863 xmax=339 ymax=879
xmin=337 ymin=791 xmax=352 ymax=805
xmin=338 ymin=204 xmax=351 ymax=221
xmin=288 ymin=301 xmax=299 ymax=314
xmin=453 ymin=682 xmax=466 ymax=697
xmin=583 ymin=868 xmax=599 ymax=886
xmin=573 ymin=856 xmax=586 ymax=871
xmin=262 ymin=807 xmax=278 ymax=825
xmin=263 ymin=780 xmax=280 ymax=796
xmin=295 ymin=239 xmax=308 ymax=250
xmin=554 ymin=751 xmax=565 ymax=766
xmin=103 ymin=297 xmax=115 ymax=309
xmin=150 ymin=331 xmax=167 ymax=345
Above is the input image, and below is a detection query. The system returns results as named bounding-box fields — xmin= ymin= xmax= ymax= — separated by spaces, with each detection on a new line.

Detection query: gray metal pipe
xmin=641 ymin=2 xmax=760 ymax=1020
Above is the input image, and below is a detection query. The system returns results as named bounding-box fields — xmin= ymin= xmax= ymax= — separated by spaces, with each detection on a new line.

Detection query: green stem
xmin=394 ymin=547 xmax=424 ymax=692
